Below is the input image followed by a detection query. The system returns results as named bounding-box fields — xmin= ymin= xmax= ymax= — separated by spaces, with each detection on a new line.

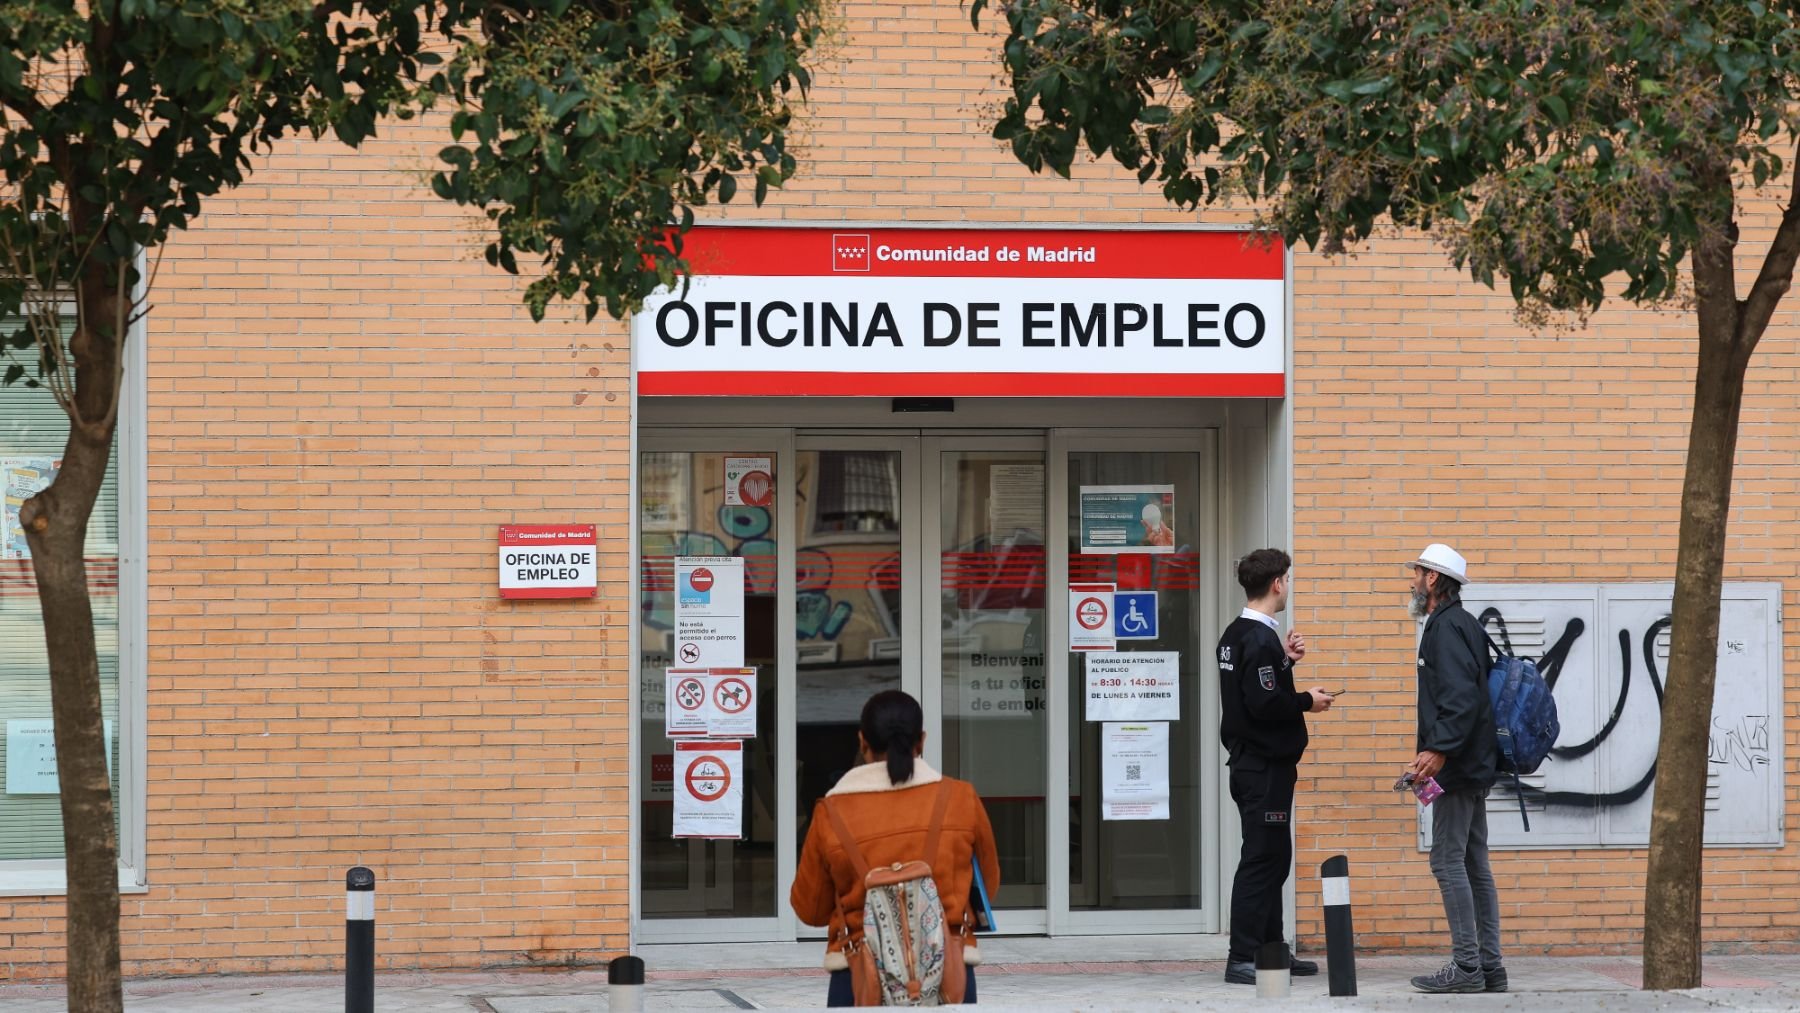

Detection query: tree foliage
xmin=2 ymin=2 xmax=821 ymax=1009
xmin=977 ymin=0 xmax=1800 ymax=990
xmin=976 ymin=0 xmax=1800 ymax=316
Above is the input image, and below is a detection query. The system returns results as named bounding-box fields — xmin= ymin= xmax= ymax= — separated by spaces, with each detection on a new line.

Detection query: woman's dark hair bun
xmin=860 ymin=690 xmax=924 ymax=786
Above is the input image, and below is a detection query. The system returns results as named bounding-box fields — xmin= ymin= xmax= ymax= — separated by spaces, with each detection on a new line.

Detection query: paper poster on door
xmin=1085 ymin=652 xmax=1179 ymax=721
xmin=987 ymin=463 xmax=1044 ymax=535
xmin=1069 ymin=583 xmax=1116 ymax=651
xmin=674 ymin=556 xmax=745 ymax=667
xmin=665 ymin=669 xmax=759 ymax=738
xmin=673 ymin=740 xmax=744 ymax=839
xmin=724 ymin=457 xmax=774 ymax=507
xmin=1079 ymin=485 xmax=1175 ymax=554
xmin=1102 ymin=722 xmax=1170 ymax=821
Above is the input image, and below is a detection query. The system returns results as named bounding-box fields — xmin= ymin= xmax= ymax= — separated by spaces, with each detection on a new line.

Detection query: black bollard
xmin=1255 ymin=940 xmax=1290 ymax=998
xmin=345 ymin=867 xmax=375 ymax=1013
xmin=1321 ymin=854 xmax=1358 ymax=996
xmin=610 ymin=954 xmax=646 ymax=1012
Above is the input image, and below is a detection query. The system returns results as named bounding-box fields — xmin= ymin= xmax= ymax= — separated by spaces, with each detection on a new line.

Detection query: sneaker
xmin=1410 ymin=962 xmax=1485 ymax=994
xmin=1484 ymin=966 xmax=1508 ymax=992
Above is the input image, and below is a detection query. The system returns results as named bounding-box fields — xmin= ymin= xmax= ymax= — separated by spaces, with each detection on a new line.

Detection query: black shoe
xmin=1224 ymin=960 xmax=1256 ymax=984
xmin=1290 ymin=957 xmax=1319 ymax=976
xmin=1484 ymin=966 xmax=1508 ymax=992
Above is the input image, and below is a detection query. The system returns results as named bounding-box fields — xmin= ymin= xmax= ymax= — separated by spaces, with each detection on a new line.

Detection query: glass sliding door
xmin=636 ymin=434 xmax=791 ymax=939
xmin=929 ymin=441 xmax=1050 ymax=918
xmin=1053 ymin=433 xmax=1220 ymax=932
xmin=792 ymin=439 xmax=918 ymax=849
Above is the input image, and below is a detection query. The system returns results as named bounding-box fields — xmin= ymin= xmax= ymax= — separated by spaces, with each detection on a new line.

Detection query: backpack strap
xmin=921 ymin=780 xmax=954 ymax=868
xmin=821 ymin=797 xmax=872 ymax=879
xmin=1512 ymin=770 xmax=1531 ymax=833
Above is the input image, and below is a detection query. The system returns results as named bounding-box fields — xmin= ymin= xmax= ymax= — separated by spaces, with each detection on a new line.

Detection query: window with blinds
xmin=0 ymin=318 xmax=122 ymax=861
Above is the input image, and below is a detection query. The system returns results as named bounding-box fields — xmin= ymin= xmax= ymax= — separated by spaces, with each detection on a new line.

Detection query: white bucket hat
xmin=1408 ymin=543 xmax=1468 ymax=584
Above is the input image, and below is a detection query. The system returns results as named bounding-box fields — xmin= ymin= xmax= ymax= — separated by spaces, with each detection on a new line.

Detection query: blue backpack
xmin=1482 ymin=635 xmax=1560 ymax=831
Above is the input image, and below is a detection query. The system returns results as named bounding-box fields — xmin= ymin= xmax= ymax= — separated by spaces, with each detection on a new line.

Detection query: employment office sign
xmin=635 ymin=228 xmax=1286 ymax=398
xmin=498 ymin=524 xmax=597 ymax=599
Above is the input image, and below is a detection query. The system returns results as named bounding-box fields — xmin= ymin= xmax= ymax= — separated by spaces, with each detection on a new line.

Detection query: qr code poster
xmin=1101 ymin=722 xmax=1169 ymax=821
xmin=3 ymin=457 xmax=59 ymax=560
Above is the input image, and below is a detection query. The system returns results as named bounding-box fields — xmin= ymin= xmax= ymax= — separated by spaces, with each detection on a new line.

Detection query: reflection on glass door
xmin=793 ymin=448 xmax=907 ymax=842
xmin=1067 ymin=450 xmax=1206 ymax=911
xmin=638 ymin=450 xmax=779 ymax=918
xmin=936 ymin=449 xmax=1049 ymax=910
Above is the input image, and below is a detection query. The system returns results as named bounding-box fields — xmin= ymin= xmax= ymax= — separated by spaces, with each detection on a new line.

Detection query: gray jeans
xmin=1429 ymin=787 xmax=1502 ymax=970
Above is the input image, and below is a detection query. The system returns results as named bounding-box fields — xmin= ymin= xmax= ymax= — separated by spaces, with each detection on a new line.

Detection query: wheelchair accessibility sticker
xmin=1114 ymin=591 xmax=1158 ymax=641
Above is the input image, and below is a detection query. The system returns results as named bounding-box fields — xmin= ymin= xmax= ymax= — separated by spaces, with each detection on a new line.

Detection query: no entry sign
xmin=498 ymin=525 xmax=597 ymax=599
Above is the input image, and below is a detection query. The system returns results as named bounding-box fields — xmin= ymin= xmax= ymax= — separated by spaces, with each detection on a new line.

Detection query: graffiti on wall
xmin=1421 ymin=583 xmax=1784 ymax=850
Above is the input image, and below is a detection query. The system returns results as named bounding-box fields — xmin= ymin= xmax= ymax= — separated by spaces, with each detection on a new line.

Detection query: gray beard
xmin=1408 ymin=588 xmax=1431 ymax=619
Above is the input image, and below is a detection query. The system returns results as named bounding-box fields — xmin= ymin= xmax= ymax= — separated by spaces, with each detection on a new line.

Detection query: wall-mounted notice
xmin=5 ymin=719 xmax=114 ymax=794
xmin=674 ymin=556 xmax=745 ymax=667
xmin=498 ymin=524 xmax=597 ymax=599
xmin=2 ymin=457 xmax=58 ymax=559
xmin=1102 ymin=722 xmax=1169 ymax=820
xmin=673 ymin=740 xmax=744 ymax=839
xmin=724 ymin=457 xmax=774 ymax=507
xmin=664 ymin=669 xmax=759 ymax=739
xmin=1079 ymin=485 xmax=1176 ymax=553
xmin=1085 ymin=652 xmax=1179 ymax=721
xmin=987 ymin=463 xmax=1045 ymax=535
xmin=1069 ymin=583 xmax=1116 ymax=652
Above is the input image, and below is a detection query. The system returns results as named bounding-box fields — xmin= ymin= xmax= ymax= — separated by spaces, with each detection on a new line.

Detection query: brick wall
xmin=4 ymin=0 xmax=1797 ymax=978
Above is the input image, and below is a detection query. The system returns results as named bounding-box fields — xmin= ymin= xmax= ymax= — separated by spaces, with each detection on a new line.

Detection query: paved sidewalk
xmin=3 ymin=954 xmax=1799 ymax=1011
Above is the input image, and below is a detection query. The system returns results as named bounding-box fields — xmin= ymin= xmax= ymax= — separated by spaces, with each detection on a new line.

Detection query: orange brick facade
xmin=3 ymin=0 xmax=1798 ymax=979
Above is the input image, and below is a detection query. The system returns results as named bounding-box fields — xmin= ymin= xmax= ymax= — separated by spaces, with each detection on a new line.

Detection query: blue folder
xmin=970 ymin=860 xmax=997 ymax=933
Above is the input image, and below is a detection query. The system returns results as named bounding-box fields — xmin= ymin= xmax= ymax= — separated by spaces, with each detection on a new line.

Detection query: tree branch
xmin=1737 ymin=147 xmax=1800 ymax=351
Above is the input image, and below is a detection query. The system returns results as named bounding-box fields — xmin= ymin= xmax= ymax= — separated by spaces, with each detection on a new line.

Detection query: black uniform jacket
xmin=1416 ymin=595 xmax=1501 ymax=792
xmin=1218 ymin=614 xmax=1312 ymax=765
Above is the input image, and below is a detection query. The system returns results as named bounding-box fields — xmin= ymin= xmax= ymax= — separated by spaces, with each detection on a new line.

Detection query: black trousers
xmin=1227 ymin=754 xmax=1298 ymax=964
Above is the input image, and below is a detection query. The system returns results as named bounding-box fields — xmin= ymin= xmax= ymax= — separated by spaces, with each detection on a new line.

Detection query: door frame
xmin=634 ymin=429 xmax=796 ymax=944
xmin=631 ymin=426 xmax=1226 ymax=942
xmin=1047 ymin=429 xmax=1223 ymax=935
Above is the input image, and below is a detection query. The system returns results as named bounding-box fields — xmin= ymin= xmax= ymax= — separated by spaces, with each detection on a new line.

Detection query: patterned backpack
xmin=824 ymin=783 xmax=959 ymax=1006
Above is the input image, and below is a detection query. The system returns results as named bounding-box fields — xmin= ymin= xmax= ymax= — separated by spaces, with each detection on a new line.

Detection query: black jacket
xmin=1218 ymin=614 xmax=1312 ymax=764
xmin=1416 ymin=596 xmax=1500 ymax=792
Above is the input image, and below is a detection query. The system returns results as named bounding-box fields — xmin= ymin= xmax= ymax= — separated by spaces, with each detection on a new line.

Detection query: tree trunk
xmin=1641 ymin=278 xmax=1751 ymax=991
xmin=18 ymin=276 xmax=126 ymax=1011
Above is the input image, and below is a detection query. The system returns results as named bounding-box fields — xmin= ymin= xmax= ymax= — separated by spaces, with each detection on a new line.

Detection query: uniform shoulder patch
xmin=1258 ymin=665 xmax=1275 ymax=691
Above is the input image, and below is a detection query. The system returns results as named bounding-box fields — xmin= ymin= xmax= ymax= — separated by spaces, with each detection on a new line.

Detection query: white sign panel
xmin=665 ymin=671 xmax=712 ymax=737
xmin=1068 ymin=583 xmax=1116 ymax=652
xmin=497 ymin=525 xmax=597 ymax=599
xmin=1422 ymin=582 xmax=1784 ymax=850
xmin=674 ymin=556 xmax=745 ymax=667
xmin=5 ymin=719 xmax=114 ymax=794
xmin=1085 ymin=652 xmax=1180 ymax=721
xmin=1102 ymin=722 xmax=1170 ymax=820
xmin=673 ymin=740 xmax=744 ymax=839
xmin=634 ymin=228 xmax=1288 ymax=399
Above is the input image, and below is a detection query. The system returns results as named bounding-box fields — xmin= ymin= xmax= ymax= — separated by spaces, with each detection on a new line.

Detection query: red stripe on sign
xmin=668 ymin=227 xmax=1285 ymax=280
xmin=640 ymin=372 xmax=1284 ymax=398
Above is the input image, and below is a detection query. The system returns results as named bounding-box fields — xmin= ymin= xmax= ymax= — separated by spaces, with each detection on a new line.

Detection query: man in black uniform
xmin=1218 ymin=548 xmax=1334 ymax=984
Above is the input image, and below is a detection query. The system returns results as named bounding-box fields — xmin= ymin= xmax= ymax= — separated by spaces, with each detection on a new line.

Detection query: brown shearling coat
xmin=789 ymin=760 xmax=1001 ymax=968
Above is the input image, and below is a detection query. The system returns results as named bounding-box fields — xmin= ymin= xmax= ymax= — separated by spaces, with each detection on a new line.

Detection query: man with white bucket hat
xmin=1405 ymin=544 xmax=1506 ymax=994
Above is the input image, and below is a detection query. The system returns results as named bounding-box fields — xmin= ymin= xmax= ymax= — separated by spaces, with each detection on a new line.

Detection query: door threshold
xmin=637 ymin=933 xmax=1228 ymax=972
